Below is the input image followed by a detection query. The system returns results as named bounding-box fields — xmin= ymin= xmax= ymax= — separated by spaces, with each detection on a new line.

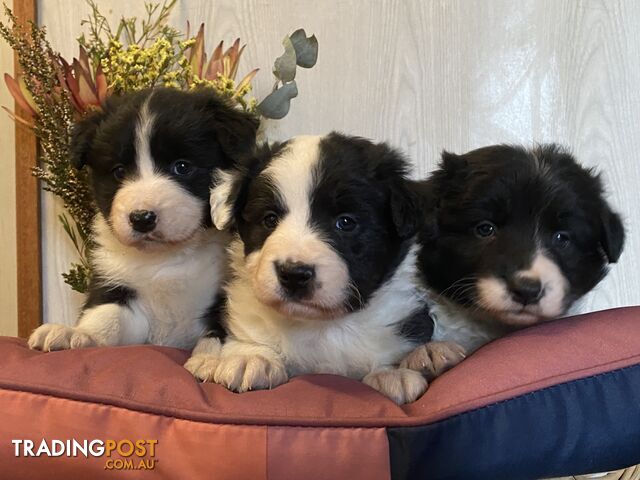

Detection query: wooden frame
xmin=14 ymin=0 xmax=40 ymax=338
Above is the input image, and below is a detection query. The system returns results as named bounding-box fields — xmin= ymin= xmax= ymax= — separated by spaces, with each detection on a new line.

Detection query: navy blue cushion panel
xmin=388 ymin=363 xmax=640 ymax=480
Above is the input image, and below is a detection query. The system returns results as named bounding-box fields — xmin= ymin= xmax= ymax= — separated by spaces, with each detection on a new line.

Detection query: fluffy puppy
xmin=29 ymin=87 xmax=258 ymax=351
xmin=185 ymin=133 xmax=435 ymax=404
xmin=401 ymin=144 xmax=625 ymax=376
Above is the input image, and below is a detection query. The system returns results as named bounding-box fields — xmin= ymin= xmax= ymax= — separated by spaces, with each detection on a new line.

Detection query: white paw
xmin=184 ymin=353 xmax=220 ymax=382
xmin=362 ymin=368 xmax=428 ymax=405
xmin=214 ymin=354 xmax=288 ymax=393
xmin=28 ymin=324 xmax=98 ymax=352
xmin=400 ymin=341 xmax=467 ymax=380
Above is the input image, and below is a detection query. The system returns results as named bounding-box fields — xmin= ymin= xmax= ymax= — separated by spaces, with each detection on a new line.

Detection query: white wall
xmin=0 ymin=0 xmax=18 ymax=337
xmin=38 ymin=0 xmax=640 ymax=325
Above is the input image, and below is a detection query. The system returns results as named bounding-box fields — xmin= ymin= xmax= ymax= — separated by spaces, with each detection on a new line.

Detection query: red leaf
xmin=204 ymin=58 xmax=223 ymax=80
xmin=95 ymin=64 xmax=109 ymax=104
xmin=4 ymin=74 xmax=36 ymax=116
xmin=211 ymin=40 xmax=224 ymax=62
xmin=78 ymin=45 xmax=92 ymax=80
xmin=234 ymin=68 xmax=259 ymax=97
xmin=59 ymin=57 xmax=85 ymax=112
xmin=2 ymin=105 xmax=34 ymax=126
xmin=190 ymin=23 xmax=206 ymax=77
xmin=230 ymin=44 xmax=246 ymax=80
xmin=72 ymin=59 xmax=99 ymax=106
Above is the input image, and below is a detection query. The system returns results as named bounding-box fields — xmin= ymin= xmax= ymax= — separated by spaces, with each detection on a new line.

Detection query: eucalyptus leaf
xmin=289 ymin=29 xmax=318 ymax=68
xmin=273 ymin=36 xmax=297 ymax=82
xmin=257 ymin=81 xmax=299 ymax=119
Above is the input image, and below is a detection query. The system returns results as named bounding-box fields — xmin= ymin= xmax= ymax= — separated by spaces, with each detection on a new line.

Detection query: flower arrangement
xmin=0 ymin=0 xmax=318 ymax=293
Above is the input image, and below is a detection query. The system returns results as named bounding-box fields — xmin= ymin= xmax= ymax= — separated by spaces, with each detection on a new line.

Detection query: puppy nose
xmin=129 ymin=210 xmax=157 ymax=233
xmin=508 ymin=277 xmax=543 ymax=306
xmin=276 ymin=261 xmax=315 ymax=295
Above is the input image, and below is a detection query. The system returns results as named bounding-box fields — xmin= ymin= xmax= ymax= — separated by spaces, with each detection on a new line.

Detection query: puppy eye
xmin=263 ymin=212 xmax=279 ymax=230
xmin=112 ymin=165 xmax=126 ymax=181
xmin=171 ymin=160 xmax=194 ymax=176
xmin=552 ymin=231 xmax=571 ymax=249
xmin=474 ymin=221 xmax=497 ymax=238
xmin=335 ymin=215 xmax=358 ymax=232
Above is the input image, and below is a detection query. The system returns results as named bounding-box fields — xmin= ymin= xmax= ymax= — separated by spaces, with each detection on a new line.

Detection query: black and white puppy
xmin=402 ymin=144 xmax=625 ymax=374
xmin=185 ymin=133 xmax=435 ymax=404
xmin=29 ymin=87 xmax=258 ymax=351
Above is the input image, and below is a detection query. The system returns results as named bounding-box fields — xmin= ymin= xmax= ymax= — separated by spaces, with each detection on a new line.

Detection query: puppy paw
xmin=362 ymin=368 xmax=428 ymax=405
xmin=28 ymin=324 xmax=98 ymax=352
xmin=184 ymin=354 xmax=220 ymax=382
xmin=400 ymin=341 xmax=466 ymax=381
xmin=214 ymin=354 xmax=288 ymax=393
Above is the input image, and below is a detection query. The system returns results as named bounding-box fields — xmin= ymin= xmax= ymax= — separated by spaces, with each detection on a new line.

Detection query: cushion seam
xmin=422 ymin=352 xmax=640 ymax=418
xmin=0 ymin=362 xmax=638 ymax=429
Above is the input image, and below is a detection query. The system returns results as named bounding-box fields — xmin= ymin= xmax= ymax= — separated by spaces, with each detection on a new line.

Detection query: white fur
xmin=110 ymin=174 xmax=205 ymax=247
xmin=184 ymin=336 xmax=224 ymax=381
xmin=109 ymin=96 xmax=206 ymax=248
xmin=202 ymin=134 xmax=429 ymax=403
xmin=29 ymin=93 xmax=233 ymax=352
xmin=476 ymin=250 xmax=568 ymax=325
xmin=430 ymin=250 xmax=569 ymax=353
xmin=91 ymin=215 xmax=228 ymax=348
xmin=210 ymin=169 xmax=235 ymax=230
xmin=135 ymin=97 xmax=155 ymax=177
xmin=430 ymin=299 xmax=508 ymax=353
xmin=30 ymin=215 xmax=229 ymax=350
xmin=241 ymin=136 xmax=352 ymax=319
xmin=223 ymin=240 xmax=424 ymax=379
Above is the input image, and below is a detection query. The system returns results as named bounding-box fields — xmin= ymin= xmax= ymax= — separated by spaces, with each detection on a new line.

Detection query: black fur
xmin=84 ymin=275 xmax=136 ymax=309
xmin=71 ymin=87 xmax=258 ymax=318
xmin=201 ymin=294 xmax=228 ymax=341
xmin=70 ymin=87 xmax=259 ymax=225
xmin=227 ymin=132 xmax=421 ymax=310
xmin=396 ymin=305 xmax=435 ymax=343
xmin=233 ymin=143 xmax=291 ymax=255
xmin=310 ymin=133 xmax=419 ymax=306
xmin=416 ymin=144 xmax=625 ymax=315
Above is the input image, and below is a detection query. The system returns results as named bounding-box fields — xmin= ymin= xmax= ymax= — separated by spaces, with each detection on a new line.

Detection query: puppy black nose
xmin=509 ymin=277 xmax=543 ymax=306
xmin=129 ymin=210 xmax=157 ymax=233
xmin=276 ymin=261 xmax=315 ymax=296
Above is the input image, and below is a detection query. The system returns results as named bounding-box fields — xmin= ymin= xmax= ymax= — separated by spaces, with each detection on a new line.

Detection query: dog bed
xmin=1 ymin=306 xmax=639 ymax=480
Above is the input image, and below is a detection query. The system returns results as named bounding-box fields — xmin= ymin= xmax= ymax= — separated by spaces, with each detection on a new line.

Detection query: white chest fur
xmin=429 ymin=299 xmax=510 ymax=353
xmin=91 ymin=215 xmax=229 ymax=349
xmin=225 ymin=241 xmax=425 ymax=379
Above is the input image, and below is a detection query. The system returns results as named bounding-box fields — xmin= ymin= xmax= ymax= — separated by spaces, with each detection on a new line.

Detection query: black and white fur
xmin=401 ymin=144 xmax=625 ymax=376
xmin=28 ymin=88 xmax=258 ymax=351
xmin=185 ymin=133 xmax=436 ymax=404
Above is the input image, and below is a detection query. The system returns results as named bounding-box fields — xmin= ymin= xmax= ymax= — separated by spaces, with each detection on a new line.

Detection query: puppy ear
xmin=440 ymin=150 xmax=468 ymax=176
xmin=199 ymin=90 xmax=259 ymax=160
xmin=69 ymin=110 xmax=105 ymax=169
xmin=210 ymin=168 xmax=243 ymax=230
xmin=600 ymin=206 xmax=625 ymax=263
xmin=390 ymin=180 xmax=422 ymax=239
xmin=412 ymin=180 xmax=439 ymax=241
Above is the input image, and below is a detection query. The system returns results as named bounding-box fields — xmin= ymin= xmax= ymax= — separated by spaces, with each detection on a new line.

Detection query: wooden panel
xmin=37 ymin=0 xmax=640 ymax=324
xmin=13 ymin=0 xmax=40 ymax=337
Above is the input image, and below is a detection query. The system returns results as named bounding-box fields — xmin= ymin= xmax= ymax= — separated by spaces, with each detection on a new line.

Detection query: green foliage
xmin=78 ymin=0 xmax=180 ymax=67
xmin=0 ymin=4 xmax=96 ymax=292
xmin=1 ymin=1 xmax=318 ymax=294
xmin=258 ymin=29 xmax=318 ymax=119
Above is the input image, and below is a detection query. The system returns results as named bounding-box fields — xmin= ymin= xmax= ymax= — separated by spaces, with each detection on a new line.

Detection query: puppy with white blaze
xmin=185 ymin=133 xmax=438 ymax=404
xmin=400 ymin=144 xmax=625 ymax=378
xmin=29 ymin=88 xmax=258 ymax=351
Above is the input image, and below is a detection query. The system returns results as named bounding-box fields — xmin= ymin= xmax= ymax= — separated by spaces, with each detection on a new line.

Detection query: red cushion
xmin=1 ymin=306 xmax=639 ymax=479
